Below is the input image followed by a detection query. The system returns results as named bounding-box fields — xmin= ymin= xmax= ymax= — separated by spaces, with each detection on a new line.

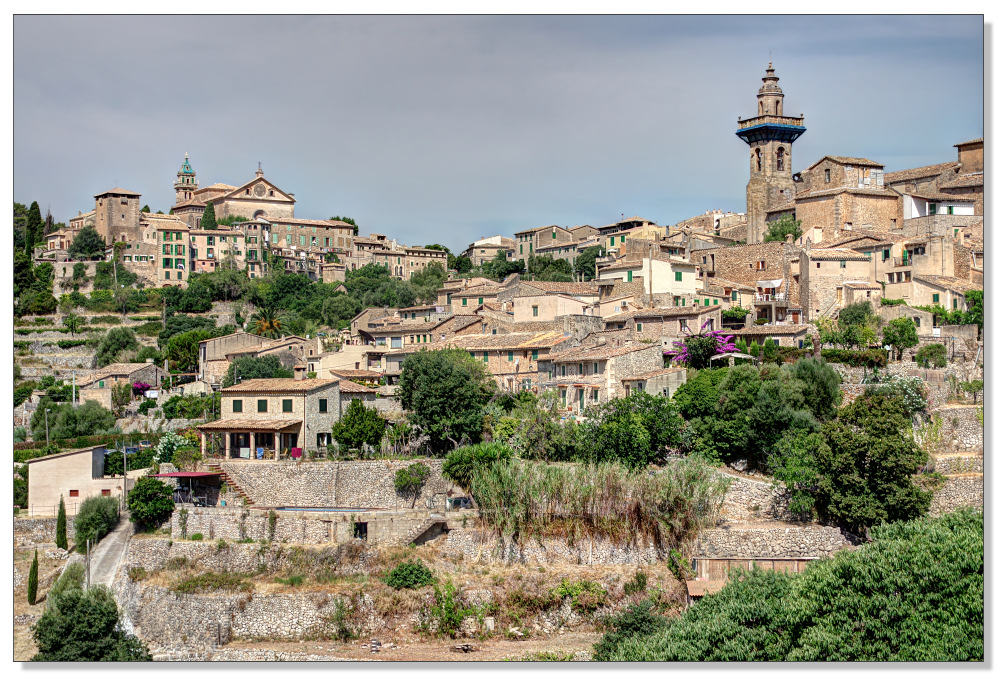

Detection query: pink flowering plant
xmin=664 ymin=320 xmax=739 ymax=369
xmin=132 ymin=382 xmax=152 ymax=397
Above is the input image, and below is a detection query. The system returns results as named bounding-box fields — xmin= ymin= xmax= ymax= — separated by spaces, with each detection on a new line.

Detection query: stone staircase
xmin=204 ymin=462 xmax=255 ymax=506
xmin=396 ymin=515 xmax=448 ymax=546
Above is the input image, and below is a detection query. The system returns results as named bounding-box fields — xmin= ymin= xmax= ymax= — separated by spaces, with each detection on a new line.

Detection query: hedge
xmin=820 ymin=348 xmax=888 ymax=368
xmin=14 ymin=341 xmax=31 ymax=349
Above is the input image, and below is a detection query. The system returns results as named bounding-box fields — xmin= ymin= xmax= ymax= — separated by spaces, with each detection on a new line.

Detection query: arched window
xmin=754 ymin=148 xmax=762 ymax=172
xmin=759 ymin=101 xmax=763 ymax=115
xmin=776 ymin=147 xmax=785 ymax=172
xmin=776 ymin=99 xmax=782 ymax=115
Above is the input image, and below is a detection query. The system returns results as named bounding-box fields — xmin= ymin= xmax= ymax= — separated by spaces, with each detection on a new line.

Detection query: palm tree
xmin=250 ymin=306 xmax=284 ymax=338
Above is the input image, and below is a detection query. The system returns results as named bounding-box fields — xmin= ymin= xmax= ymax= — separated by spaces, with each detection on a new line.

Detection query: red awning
xmin=150 ymin=472 xmax=221 ymax=478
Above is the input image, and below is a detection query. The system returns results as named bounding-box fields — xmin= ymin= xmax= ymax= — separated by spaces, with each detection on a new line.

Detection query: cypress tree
xmin=56 ymin=495 xmax=68 ymax=550
xmin=25 ymin=201 xmax=43 ymax=253
xmin=200 ymin=203 xmax=217 ymax=230
xmin=27 ymin=549 xmax=38 ymax=605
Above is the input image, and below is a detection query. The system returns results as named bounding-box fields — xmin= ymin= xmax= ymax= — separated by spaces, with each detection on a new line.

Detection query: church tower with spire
xmin=174 ymin=153 xmax=198 ymax=203
xmin=736 ymin=63 xmax=806 ymax=243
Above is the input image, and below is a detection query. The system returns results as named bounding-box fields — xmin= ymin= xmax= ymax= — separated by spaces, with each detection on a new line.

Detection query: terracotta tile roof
xmin=954 ymin=138 xmax=983 ymax=147
xmin=937 ymin=173 xmax=984 ymax=189
xmin=805 ymin=248 xmax=870 ymax=262
xmin=337 ymin=379 xmax=375 ymax=394
xmin=518 ymin=281 xmax=599 ymax=295
xmin=513 ymin=224 xmax=569 ymax=236
xmin=70 ymin=210 xmax=95 ymax=220
xmin=708 ymin=277 xmax=755 ymax=291
xmin=730 ymin=325 xmax=809 ymax=336
xmin=808 ymin=156 xmax=884 ymax=170
xmin=78 ymin=362 xmax=156 ymax=387
xmin=449 ymin=331 xmax=569 ymax=351
xmin=621 ymin=367 xmax=686 ymax=382
xmin=329 ymin=369 xmax=384 ymax=380
xmin=171 ymin=198 xmax=207 ymax=209
xmin=795 ymin=186 xmax=895 ymax=200
xmin=198 ymin=418 xmax=301 ymax=431
xmin=549 ymin=342 xmax=658 ymax=364
xmin=901 ymin=190 xmax=976 ymax=202
xmin=269 ymin=217 xmax=354 ymax=227
xmin=912 ymin=275 xmax=983 ymax=294
xmin=453 ymin=284 xmax=504 ymax=298
xmin=843 ymin=282 xmax=882 ymax=290
xmin=221 ymin=378 xmax=336 ymax=394
xmin=816 ymin=232 xmax=907 ymax=248
xmin=200 ymin=183 xmax=237 ymax=191
xmin=95 ymin=187 xmax=141 ymax=197
xmin=884 ymin=161 xmax=959 ymax=184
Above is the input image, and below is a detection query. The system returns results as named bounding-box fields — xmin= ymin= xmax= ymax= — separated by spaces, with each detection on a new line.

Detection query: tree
xmin=481 ymin=250 xmax=524 ymax=281
xmin=837 ymin=301 xmax=881 ymax=349
xmin=32 ymin=585 xmax=152 ymax=661
xmin=573 ymin=246 xmax=603 ymax=281
xmin=397 ymin=348 xmax=497 ymax=452
xmin=321 ymin=293 xmax=361 ymax=327
xmin=164 ymin=329 xmax=215 ymax=372
xmin=916 ymin=343 xmax=947 ymax=368
xmin=25 ymin=201 xmax=43 ymax=253
xmin=762 ymin=214 xmax=803 ymax=243
xmin=760 ymin=337 xmax=779 ymax=363
xmin=127 ymin=476 xmax=175 ymax=531
xmin=394 ymin=463 xmax=431 ymax=508
xmin=200 ymin=202 xmax=217 ymax=229
xmin=525 ymin=254 xmax=573 ymax=282
xmin=27 ymin=549 xmax=38 ymax=605
xmin=882 ymin=316 xmax=919 ymax=361
xmin=598 ymin=510 xmax=983 ymax=661
xmin=67 ymin=226 xmax=106 ymax=259
xmin=31 ymin=399 xmax=116 ymax=442
xmin=74 ymin=495 xmax=119 ymax=550
xmin=140 ymin=205 xmax=150 ymax=213
xmin=95 ymin=327 xmax=140 ymax=367
xmin=222 ymin=354 xmax=293 ymax=387
xmin=249 ymin=305 xmax=284 ymax=338
xmin=785 ymin=356 xmax=841 ymax=421
xmin=158 ymin=313 xmax=217 ymax=346
xmin=961 ymin=379 xmax=983 ymax=404
xmin=62 ymin=312 xmax=84 ymax=336
xmin=111 ymin=382 xmax=132 ymax=416
xmin=964 ymin=289 xmax=983 ymax=337
xmin=331 ymin=398 xmax=387 ymax=451
xmin=453 ymin=255 xmax=473 ymax=274
xmin=582 ymin=392 xmax=684 ymax=469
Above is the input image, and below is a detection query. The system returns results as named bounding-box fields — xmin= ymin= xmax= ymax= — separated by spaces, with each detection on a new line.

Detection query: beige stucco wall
xmin=512 ymin=294 xmax=588 ymax=322
xmin=27 ymin=447 xmax=130 ymax=515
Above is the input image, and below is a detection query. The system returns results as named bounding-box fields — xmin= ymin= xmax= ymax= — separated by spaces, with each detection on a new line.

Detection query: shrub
xmin=56 ymin=339 xmax=88 ymax=349
xmin=127 ymin=476 xmax=175 ymax=531
xmin=622 ymin=570 xmax=648 ymax=596
xmin=172 ymin=571 xmax=251 ymax=593
xmin=73 ymin=496 xmax=120 ymax=550
xmin=94 ymin=327 xmax=139 ymax=367
xmin=137 ymin=399 xmax=157 ymax=415
xmin=916 ymin=343 xmax=947 ymax=368
xmin=330 ymin=398 xmax=387 ymax=450
xmin=880 ymin=298 xmax=907 ymax=306
xmin=189 ymin=532 xmax=204 ymax=541
xmin=56 ymin=495 xmax=68 ymax=550
xmin=394 ymin=463 xmax=431 ymax=508
xmin=32 ymin=586 xmax=152 ymax=661
xmin=276 ymin=575 xmax=304 ymax=586
xmin=552 ymin=579 xmax=607 ymax=613
xmin=134 ymin=321 xmax=163 ymax=337
xmin=820 ymin=348 xmax=887 ymax=368
xmin=426 ymin=580 xmax=474 ymax=638
xmin=49 ymin=561 xmax=85 ymax=600
xmin=592 ymin=600 xmax=668 ymax=661
xmin=384 ymin=559 xmax=435 ymax=590
xmin=441 ymin=442 xmax=513 ymax=490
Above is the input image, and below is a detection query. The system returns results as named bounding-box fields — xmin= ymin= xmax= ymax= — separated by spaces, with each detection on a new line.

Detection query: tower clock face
xmin=254 ymin=183 xmax=266 ymax=197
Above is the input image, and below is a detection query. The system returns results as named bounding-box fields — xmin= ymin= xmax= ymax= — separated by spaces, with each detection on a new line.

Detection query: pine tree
xmin=200 ymin=203 xmax=217 ymax=230
xmin=27 ymin=549 xmax=38 ymax=605
xmin=56 ymin=495 xmax=68 ymax=550
xmin=25 ymin=201 xmax=43 ymax=253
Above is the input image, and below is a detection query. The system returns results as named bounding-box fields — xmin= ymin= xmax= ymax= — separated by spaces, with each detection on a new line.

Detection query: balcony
xmin=892 ymin=257 xmax=912 ymax=268
xmin=737 ymin=114 xmax=805 ymax=130
xmin=754 ymin=293 xmax=789 ymax=306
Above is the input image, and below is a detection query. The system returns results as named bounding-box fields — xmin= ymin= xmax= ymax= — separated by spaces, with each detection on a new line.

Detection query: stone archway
xmin=253 ymin=210 xmax=267 ymax=220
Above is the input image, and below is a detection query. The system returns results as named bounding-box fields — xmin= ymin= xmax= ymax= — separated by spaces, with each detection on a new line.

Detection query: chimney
xmin=294 ymin=364 xmax=306 ymax=380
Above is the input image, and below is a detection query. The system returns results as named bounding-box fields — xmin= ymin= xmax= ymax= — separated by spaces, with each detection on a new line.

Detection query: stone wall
xmin=693 ymin=524 xmax=854 ymax=559
xmin=217 ymin=459 xmax=464 ymax=510
xmin=717 ymin=473 xmax=798 ymax=524
xmin=916 ymin=405 xmax=983 ymax=455
xmin=928 ymin=476 xmax=983 ymax=516
xmin=443 ymin=528 xmax=664 ymax=565
xmin=14 ymin=517 xmax=76 ymax=548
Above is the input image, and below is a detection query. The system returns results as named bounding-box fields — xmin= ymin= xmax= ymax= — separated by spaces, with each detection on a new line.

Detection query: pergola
xmin=197 ymin=418 xmax=301 ymax=461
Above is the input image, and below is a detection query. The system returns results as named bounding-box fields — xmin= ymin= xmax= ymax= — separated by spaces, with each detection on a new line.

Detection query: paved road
xmin=87 ymin=515 xmax=133 ymax=587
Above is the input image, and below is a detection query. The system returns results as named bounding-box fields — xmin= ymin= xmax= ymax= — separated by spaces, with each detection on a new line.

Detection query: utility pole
xmin=72 ymin=371 xmax=76 ymax=408
xmin=44 ymin=408 xmax=51 ymax=446
xmin=85 ymin=539 xmax=91 ymax=590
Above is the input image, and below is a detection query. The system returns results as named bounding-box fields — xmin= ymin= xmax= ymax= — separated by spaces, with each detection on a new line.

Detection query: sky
xmin=14 ymin=15 xmax=985 ymax=253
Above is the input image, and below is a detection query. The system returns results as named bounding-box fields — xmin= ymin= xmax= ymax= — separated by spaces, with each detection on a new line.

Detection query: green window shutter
xmin=258 ymin=399 xmax=268 ymax=413
xmin=483 ymin=352 xmax=488 ymax=363
xmin=462 ymin=298 xmax=467 ymax=306
xmin=272 ymin=233 xmax=278 ymax=243
xmin=163 ymin=243 xmax=169 ymax=255
xmin=714 ymin=299 xmax=719 ymax=305
xmin=300 ymin=236 xmax=307 ymax=246
xmin=621 ymin=235 xmax=626 ymax=243
xmin=282 ymin=399 xmax=293 ymax=413
xmin=561 ymin=365 xmax=566 ymax=376
xmin=532 ymin=349 xmax=538 ymax=360
xmin=932 ymin=293 xmax=940 ymax=304
xmin=610 ymin=236 xmax=615 ymax=246
xmin=529 ymin=243 xmax=533 ymax=252
xmin=953 ymin=299 xmax=958 ymax=309
xmin=636 ymin=323 xmax=642 ymax=332
xmin=627 ymin=271 xmax=632 ymax=282
xmin=682 ymin=298 xmax=686 ymax=306
xmin=508 ymin=351 xmax=513 ymax=361
xmin=552 ymin=231 xmax=556 ymax=239
xmin=232 ymin=400 xmax=242 ymax=413
xmin=520 ymin=244 xmax=523 ymax=254
xmin=731 ymin=291 xmax=738 ymax=301
xmin=675 ymin=271 xmax=682 ymax=282
xmin=478 ymin=298 xmax=483 ymax=305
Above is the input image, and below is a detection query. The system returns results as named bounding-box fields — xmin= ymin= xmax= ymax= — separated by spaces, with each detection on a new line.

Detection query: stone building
xmin=536 ymin=342 xmax=662 ymax=413
xmin=797 ymin=246 xmax=872 ymax=321
xmin=269 ymin=217 xmax=354 ymax=256
xmin=76 ymin=362 xmax=169 ymax=408
xmin=512 ymin=225 xmax=574 ymax=263
xmin=198 ymin=374 xmax=343 ymax=460
xmin=885 ymin=138 xmax=984 ymax=217
xmin=735 ymin=63 xmax=806 ymax=244
xmin=597 ymin=252 xmax=698 ymax=307
xmin=141 ymin=214 xmax=191 ymax=287
xmin=602 ymin=305 xmax=723 ymax=343
xmin=883 ymin=274 xmax=982 ymax=311
xmin=463 ymin=235 xmax=516 ymax=267
xmin=621 ymin=367 xmax=687 ymax=398
xmin=198 ymin=333 xmax=273 ymax=387
xmin=93 ymin=187 xmax=142 ymax=244
xmin=699 ymin=240 xmax=802 ymax=305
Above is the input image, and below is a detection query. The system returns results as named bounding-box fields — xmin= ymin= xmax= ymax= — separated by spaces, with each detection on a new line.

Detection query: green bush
xmin=426 ymin=580 xmax=475 ymax=638
xmin=56 ymin=339 xmax=88 ymax=349
xmin=552 ymin=579 xmax=607 ymax=613
xmin=384 ymin=559 xmax=435 ymax=590
xmin=73 ymin=496 xmax=120 ymax=550
xmin=880 ymin=298 xmax=907 ymax=306
xmin=622 ymin=570 xmax=648 ymax=596
xmin=189 ymin=533 xmax=203 ymax=541
xmin=134 ymin=321 xmax=163 ymax=337
xmin=127 ymin=476 xmax=175 ymax=531
xmin=916 ymin=343 xmax=947 ymax=368
xmin=32 ymin=586 xmax=152 ymax=661
xmin=89 ymin=315 xmax=122 ymax=325
xmin=137 ymin=398 xmax=157 ymax=415
xmin=276 ymin=575 xmax=304 ymax=586
xmin=48 ymin=561 xmax=85 ymax=600
xmin=820 ymin=348 xmax=887 ymax=368
xmin=592 ymin=600 xmax=667 ymax=661
xmin=394 ymin=463 xmax=431 ymax=507
xmin=441 ymin=442 xmax=513 ymax=489
xmin=330 ymin=398 xmax=387 ymax=450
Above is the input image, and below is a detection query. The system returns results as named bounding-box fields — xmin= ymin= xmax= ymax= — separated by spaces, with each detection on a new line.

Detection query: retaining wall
xmin=14 ymin=517 xmax=77 ymax=548
xmin=443 ymin=528 xmax=664 ymax=565
xmin=692 ymin=524 xmax=855 ymax=559
xmin=928 ymin=476 xmax=983 ymax=517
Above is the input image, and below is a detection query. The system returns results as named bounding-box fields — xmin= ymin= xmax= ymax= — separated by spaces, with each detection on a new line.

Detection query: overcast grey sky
xmin=14 ymin=15 xmax=984 ymax=253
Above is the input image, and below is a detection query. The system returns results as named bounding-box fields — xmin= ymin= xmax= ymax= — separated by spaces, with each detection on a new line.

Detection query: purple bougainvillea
xmin=132 ymin=382 xmax=152 ymax=397
xmin=663 ymin=320 xmax=739 ymax=366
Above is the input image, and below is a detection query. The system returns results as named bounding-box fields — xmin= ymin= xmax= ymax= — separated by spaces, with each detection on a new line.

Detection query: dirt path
xmin=87 ymin=515 xmax=133 ymax=587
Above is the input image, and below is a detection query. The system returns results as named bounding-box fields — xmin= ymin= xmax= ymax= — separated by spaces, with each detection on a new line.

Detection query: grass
xmin=471 ymin=457 xmax=729 ymax=548
xmin=173 ymin=571 xmax=253 ymax=594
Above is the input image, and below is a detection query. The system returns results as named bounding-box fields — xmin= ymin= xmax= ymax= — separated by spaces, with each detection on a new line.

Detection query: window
xmin=675 ymin=271 xmax=682 ymax=282
xmin=532 ymin=350 xmax=538 ymax=360
xmin=883 ymin=248 xmax=891 ymax=261
xmin=913 ymin=317 xmax=921 ymax=327
xmin=627 ymin=271 xmax=633 ymax=282
xmin=953 ymin=298 xmax=958 ymax=309
xmin=714 ymin=299 xmax=719 ymax=305
xmin=69 ymin=490 xmax=79 ymax=498
xmin=928 ymin=203 xmax=937 ymax=215
xmin=258 ymin=399 xmax=268 ymax=413
xmin=163 ymin=243 xmax=170 ymax=255
xmin=552 ymin=230 xmax=557 ymax=239
xmin=164 ymin=270 xmax=170 ymax=279
xmin=532 ymin=305 xmax=539 ymax=317
xmin=483 ymin=352 xmax=488 ymax=363
xmin=840 ymin=260 xmax=846 ymax=268
xmin=462 ymin=298 xmax=468 ymax=306
xmin=508 ymin=350 xmax=514 ymax=362
xmin=561 ymin=365 xmax=567 ymax=376
xmin=232 ymin=400 xmax=243 ymax=413
xmin=776 ymin=147 xmax=785 ymax=172
xmin=731 ymin=290 xmax=738 ymax=301
xmin=757 ymin=260 xmax=766 ymax=271
xmin=932 ymin=293 xmax=940 ymax=304
xmin=300 ymin=235 xmax=307 ymax=246
xmin=824 ymin=168 xmax=831 ymax=183
xmin=610 ymin=236 xmax=616 ymax=246
xmin=636 ymin=322 xmax=643 ymax=332
xmin=478 ymin=297 xmax=483 ymax=305
xmin=102 ymin=489 xmax=111 ymax=497
xmin=816 ymin=262 xmax=821 ymax=268
xmin=282 ymin=399 xmax=292 ymax=413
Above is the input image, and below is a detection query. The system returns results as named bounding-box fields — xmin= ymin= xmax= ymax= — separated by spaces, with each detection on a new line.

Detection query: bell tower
xmin=174 ymin=153 xmax=198 ymax=203
xmin=736 ymin=63 xmax=806 ymax=243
